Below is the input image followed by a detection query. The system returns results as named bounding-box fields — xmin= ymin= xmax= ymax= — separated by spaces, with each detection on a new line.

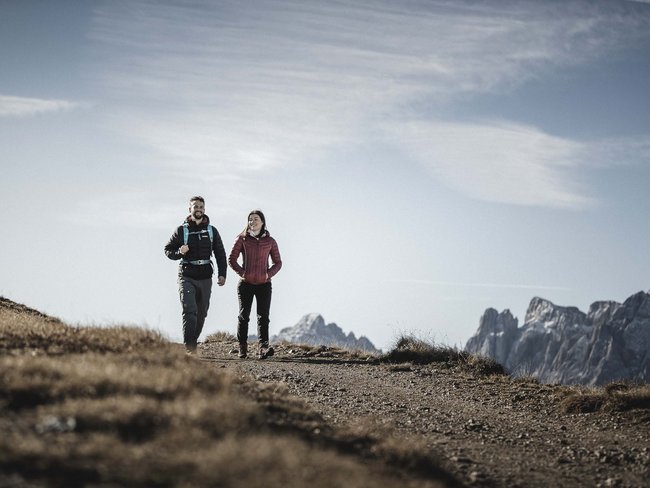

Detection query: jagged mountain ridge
xmin=465 ymin=290 xmax=650 ymax=385
xmin=272 ymin=313 xmax=379 ymax=352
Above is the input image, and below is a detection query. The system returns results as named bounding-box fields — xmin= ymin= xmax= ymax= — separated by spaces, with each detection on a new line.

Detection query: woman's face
xmin=248 ymin=214 xmax=263 ymax=233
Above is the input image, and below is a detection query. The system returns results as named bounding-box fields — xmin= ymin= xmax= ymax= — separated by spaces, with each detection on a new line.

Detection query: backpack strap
xmin=184 ymin=222 xmax=213 ymax=244
xmin=182 ymin=223 xmax=189 ymax=245
xmin=181 ymin=223 xmax=189 ymax=263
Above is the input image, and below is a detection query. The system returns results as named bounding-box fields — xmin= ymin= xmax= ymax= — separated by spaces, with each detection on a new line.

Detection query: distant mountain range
xmin=465 ymin=290 xmax=650 ymax=385
xmin=271 ymin=313 xmax=379 ymax=353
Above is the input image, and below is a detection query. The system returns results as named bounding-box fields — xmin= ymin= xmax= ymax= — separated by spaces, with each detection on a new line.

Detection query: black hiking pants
xmin=237 ymin=281 xmax=272 ymax=347
xmin=179 ymin=276 xmax=212 ymax=350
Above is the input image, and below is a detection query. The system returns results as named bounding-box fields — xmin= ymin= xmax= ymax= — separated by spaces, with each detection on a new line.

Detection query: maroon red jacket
xmin=228 ymin=232 xmax=282 ymax=284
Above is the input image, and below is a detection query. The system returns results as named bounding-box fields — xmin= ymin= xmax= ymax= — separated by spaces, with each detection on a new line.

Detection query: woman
xmin=229 ymin=209 xmax=282 ymax=359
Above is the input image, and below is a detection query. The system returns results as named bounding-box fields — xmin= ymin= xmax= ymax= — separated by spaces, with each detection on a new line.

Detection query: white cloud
xmin=384 ymin=118 xmax=593 ymax=208
xmin=0 ymin=95 xmax=79 ymax=117
xmin=86 ymin=0 xmax=650 ymax=205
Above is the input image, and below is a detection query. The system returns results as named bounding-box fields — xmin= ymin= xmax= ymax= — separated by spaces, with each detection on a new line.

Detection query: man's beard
xmin=193 ymin=211 xmax=203 ymax=220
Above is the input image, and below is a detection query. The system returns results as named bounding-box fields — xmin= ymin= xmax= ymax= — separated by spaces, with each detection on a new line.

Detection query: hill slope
xmin=1 ymin=298 xmax=648 ymax=487
xmin=202 ymin=339 xmax=650 ymax=488
xmin=0 ymin=298 xmax=456 ymax=488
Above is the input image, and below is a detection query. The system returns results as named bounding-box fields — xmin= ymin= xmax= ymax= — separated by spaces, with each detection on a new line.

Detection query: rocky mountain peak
xmin=273 ymin=314 xmax=379 ymax=353
xmin=586 ymin=300 xmax=621 ymax=327
xmin=465 ymin=291 xmax=650 ymax=385
xmin=524 ymin=297 xmax=586 ymax=330
xmin=465 ymin=308 xmax=518 ymax=367
xmin=291 ymin=313 xmax=327 ymax=331
xmin=616 ymin=290 xmax=650 ymax=321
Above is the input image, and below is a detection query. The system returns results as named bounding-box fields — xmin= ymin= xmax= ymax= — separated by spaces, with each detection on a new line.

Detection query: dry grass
xmin=277 ymin=342 xmax=378 ymax=360
xmin=382 ymin=335 xmax=506 ymax=377
xmin=0 ymin=298 xmax=456 ymax=488
xmin=461 ymin=353 xmax=506 ymax=376
xmin=204 ymin=333 xmax=380 ymax=361
xmin=561 ymin=382 xmax=650 ymax=414
xmin=0 ymin=307 xmax=167 ymax=355
xmin=204 ymin=330 xmax=237 ymax=343
xmin=510 ymin=375 xmax=541 ymax=385
xmin=383 ymin=335 xmax=458 ymax=365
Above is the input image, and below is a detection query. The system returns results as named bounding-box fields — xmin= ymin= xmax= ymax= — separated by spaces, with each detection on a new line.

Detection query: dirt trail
xmin=200 ymin=342 xmax=650 ymax=488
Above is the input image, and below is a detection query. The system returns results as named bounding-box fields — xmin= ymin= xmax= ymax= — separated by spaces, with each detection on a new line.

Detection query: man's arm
xmin=164 ymin=227 xmax=184 ymax=260
xmin=211 ymin=226 xmax=228 ymax=283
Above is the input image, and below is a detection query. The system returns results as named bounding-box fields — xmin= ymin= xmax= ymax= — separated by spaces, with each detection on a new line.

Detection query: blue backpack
xmin=181 ymin=223 xmax=214 ymax=265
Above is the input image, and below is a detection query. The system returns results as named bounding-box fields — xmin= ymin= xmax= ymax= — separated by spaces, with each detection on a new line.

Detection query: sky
xmin=1 ymin=0 xmax=649 ymax=351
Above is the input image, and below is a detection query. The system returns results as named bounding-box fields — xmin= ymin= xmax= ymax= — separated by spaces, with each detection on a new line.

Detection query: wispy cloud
xmin=383 ymin=118 xmax=593 ymax=208
xmin=583 ymin=136 xmax=650 ymax=168
xmin=0 ymin=95 xmax=79 ymax=117
xmin=87 ymin=0 xmax=650 ymax=206
xmin=385 ymin=279 xmax=572 ymax=292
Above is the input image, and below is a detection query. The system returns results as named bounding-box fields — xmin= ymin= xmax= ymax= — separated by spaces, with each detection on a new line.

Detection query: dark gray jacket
xmin=164 ymin=215 xmax=227 ymax=280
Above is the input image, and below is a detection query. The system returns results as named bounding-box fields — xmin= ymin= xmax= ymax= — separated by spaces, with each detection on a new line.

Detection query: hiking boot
xmin=238 ymin=343 xmax=247 ymax=359
xmin=185 ymin=345 xmax=197 ymax=355
xmin=258 ymin=345 xmax=274 ymax=359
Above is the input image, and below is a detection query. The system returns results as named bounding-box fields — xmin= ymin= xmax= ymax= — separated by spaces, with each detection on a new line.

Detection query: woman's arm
xmin=267 ymin=239 xmax=282 ymax=279
xmin=228 ymin=236 xmax=246 ymax=277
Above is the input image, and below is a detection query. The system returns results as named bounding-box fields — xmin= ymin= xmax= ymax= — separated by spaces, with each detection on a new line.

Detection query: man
xmin=164 ymin=196 xmax=227 ymax=353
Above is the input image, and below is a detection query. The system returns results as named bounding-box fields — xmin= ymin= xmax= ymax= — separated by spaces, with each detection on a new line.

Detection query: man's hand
xmin=217 ymin=276 xmax=226 ymax=286
xmin=179 ymin=245 xmax=189 ymax=255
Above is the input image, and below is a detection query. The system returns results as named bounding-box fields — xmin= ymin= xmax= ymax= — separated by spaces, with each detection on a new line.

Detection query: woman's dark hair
xmin=241 ymin=209 xmax=266 ymax=237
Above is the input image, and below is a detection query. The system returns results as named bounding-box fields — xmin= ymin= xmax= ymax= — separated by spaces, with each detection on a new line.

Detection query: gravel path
xmin=200 ymin=342 xmax=650 ymax=488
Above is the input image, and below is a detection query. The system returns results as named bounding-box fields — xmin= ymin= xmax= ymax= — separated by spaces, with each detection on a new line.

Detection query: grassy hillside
xmin=0 ymin=298 xmax=458 ymax=488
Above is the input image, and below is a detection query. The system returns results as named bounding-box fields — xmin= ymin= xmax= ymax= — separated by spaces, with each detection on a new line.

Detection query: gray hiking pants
xmin=179 ymin=276 xmax=212 ymax=350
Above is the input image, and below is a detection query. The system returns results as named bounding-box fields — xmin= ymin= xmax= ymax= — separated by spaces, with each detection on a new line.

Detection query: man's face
xmin=189 ymin=200 xmax=205 ymax=221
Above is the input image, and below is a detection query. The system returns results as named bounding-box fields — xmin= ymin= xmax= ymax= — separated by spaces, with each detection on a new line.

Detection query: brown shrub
xmin=607 ymin=385 xmax=650 ymax=411
xmin=561 ymin=393 xmax=606 ymax=413
xmin=383 ymin=335 xmax=461 ymax=365
xmin=204 ymin=330 xmax=237 ymax=343
xmin=383 ymin=335 xmax=506 ymax=376
xmin=461 ymin=354 xmax=507 ymax=376
xmin=561 ymin=384 xmax=650 ymax=414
